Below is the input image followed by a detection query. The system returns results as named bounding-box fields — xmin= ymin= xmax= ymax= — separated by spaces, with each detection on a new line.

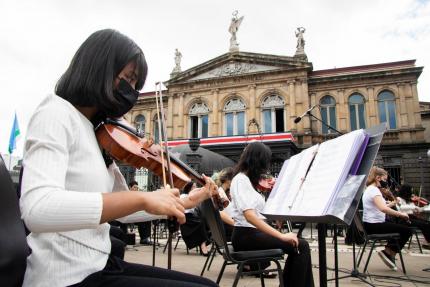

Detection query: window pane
xmin=349 ymin=94 xmax=364 ymax=104
xmin=388 ymin=101 xmax=397 ymax=129
xmin=321 ymin=106 xmax=329 ymax=134
xmin=190 ymin=116 xmax=198 ymax=138
xmin=349 ymin=105 xmax=357 ymax=130
xmin=237 ymin=112 xmax=245 ymax=135
xmin=226 ymin=113 xmax=233 ymax=136
xmin=321 ymin=95 xmax=335 ymax=105
xmin=201 ymin=115 xmax=208 ymax=138
xmin=263 ymin=110 xmax=272 ymax=133
xmin=153 ymin=123 xmax=159 ymax=143
xmin=378 ymin=101 xmax=387 ymax=124
xmin=358 ymin=104 xmax=366 ymax=129
xmin=378 ymin=90 xmax=395 ymax=101
xmin=329 ymin=106 xmax=337 ymax=132
xmin=275 ymin=109 xmax=284 ymax=132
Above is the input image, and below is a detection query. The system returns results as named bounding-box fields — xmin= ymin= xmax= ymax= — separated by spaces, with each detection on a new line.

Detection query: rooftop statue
xmin=229 ymin=10 xmax=244 ymax=52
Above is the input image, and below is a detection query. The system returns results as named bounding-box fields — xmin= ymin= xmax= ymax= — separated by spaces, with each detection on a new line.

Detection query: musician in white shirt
xmin=20 ymin=29 xmax=218 ymax=287
xmin=362 ymin=167 xmax=411 ymax=271
xmin=397 ymin=184 xmax=430 ymax=249
xmin=230 ymin=142 xmax=314 ymax=287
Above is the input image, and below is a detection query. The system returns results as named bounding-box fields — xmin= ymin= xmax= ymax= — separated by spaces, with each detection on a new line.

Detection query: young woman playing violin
xmin=20 ymin=29 xmax=218 ymax=287
xmin=362 ymin=167 xmax=411 ymax=271
xmin=230 ymin=142 xmax=314 ymax=287
xmin=397 ymin=184 xmax=430 ymax=249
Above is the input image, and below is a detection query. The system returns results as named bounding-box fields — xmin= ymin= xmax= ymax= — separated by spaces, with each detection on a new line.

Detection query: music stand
xmin=264 ymin=123 xmax=386 ymax=287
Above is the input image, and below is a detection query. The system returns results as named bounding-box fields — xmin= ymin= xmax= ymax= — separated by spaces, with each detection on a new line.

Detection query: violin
xmin=412 ymin=195 xmax=429 ymax=207
xmin=256 ymin=174 xmax=276 ymax=192
xmin=380 ymin=187 xmax=396 ymax=202
xmin=95 ymin=118 xmax=229 ymax=210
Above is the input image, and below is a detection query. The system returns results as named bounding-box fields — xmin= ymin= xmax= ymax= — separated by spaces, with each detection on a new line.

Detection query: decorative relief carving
xmin=209 ymin=62 xmax=256 ymax=77
xmin=189 ymin=102 xmax=210 ymax=115
xmin=261 ymin=95 xmax=285 ymax=108
xmin=223 ymin=98 xmax=246 ymax=111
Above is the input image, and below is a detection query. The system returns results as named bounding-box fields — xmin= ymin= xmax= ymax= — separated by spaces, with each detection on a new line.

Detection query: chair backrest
xmin=200 ymin=199 xmax=233 ymax=259
xmin=0 ymin=155 xmax=29 ymax=287
xmin=353 ymin=211 xmax=368 ymax=239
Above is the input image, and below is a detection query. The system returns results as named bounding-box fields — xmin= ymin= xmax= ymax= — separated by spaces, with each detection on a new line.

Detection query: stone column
xmin=167 ymin=94 xmax=173 ymax=139
xmin=301 ymin=79 xmax=310 ymax=131
xmin=248 ymin=84 xmax=257 ymax=124
xmin=288 ymin=80 xmax=296 ymax=131
xmin=411 ymin=81 xmax=422 ymax=127
xmin=211 ymin=89 xmax=219 ymax=137
xmin=310 ymin=92 xmax=317 ymax=133
xmin=367 ymin=86 xmax=376 ymax=127
xmin=397 ymin=83 xmax=409 ymax=128
xmin=337 ymin=89 xmax=347 ymax=132
xmin=294 ymin=80 xmax=304 ymax=131
xmin=177 ymin=93 xmax=185 ymax=138
xmin=142 ymin=110 xmax=147 ymax=137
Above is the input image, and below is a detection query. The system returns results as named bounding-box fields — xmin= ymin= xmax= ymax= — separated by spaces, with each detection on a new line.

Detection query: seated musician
xmin=230 ymin=142 xmax=314 ymax=286
xmin=129 ymin=180 xmax=153 ymax=245
xmin=179 ymin=182 xmax=211 ymax=256
xmin=20 ymin=29 xmax=218 ymax=287
xmin=362 ymin=167 xmax=411 ymax=271
xmin=397 ymin=184 xmax=430 ymax=250
xmin=213 ymin=167 xmax=235 ymax=241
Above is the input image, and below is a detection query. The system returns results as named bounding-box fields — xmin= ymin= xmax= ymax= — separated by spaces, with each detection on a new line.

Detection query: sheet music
xmin=326 ymin=174 xmax=365 ymax=220
xmin=288 ymin=129 xmax=367 ymax=216
xmin=264 ymin=144 xmax=319 ymax=215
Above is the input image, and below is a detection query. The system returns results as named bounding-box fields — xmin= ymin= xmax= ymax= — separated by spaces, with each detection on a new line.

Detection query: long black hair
xmin=234 ymin=141 xmax=272 ymax=187
xmin=56 ymin=29 xmax=147 ymax=114
xmin=398 ymin=184 xmax=413 ymax=203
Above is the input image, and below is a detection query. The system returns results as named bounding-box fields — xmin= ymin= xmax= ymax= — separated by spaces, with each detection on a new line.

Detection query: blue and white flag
xmin=8 ymin=112 xmax=21 ymax=154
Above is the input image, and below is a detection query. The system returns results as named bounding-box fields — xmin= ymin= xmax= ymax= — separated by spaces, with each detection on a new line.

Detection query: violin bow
xmin=155 ymin=81 xmax=176 ymax=270
xmin=155 ymin=84 xmax=167 ymax=188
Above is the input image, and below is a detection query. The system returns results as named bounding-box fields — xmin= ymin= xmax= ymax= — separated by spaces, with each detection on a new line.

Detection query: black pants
xmin=232 ymin=226 xmax=314 ymax=287
xmin=137 ymin=221 xmax=152 ymax=241
xmin=70 ymin=255 xmax=218 ymax=287
xmin=180 ymin=212 xmax=210 ymax=249
xmin=363 ymin=221 xmax=412 ymax=252
xmin=408 ymin=216 xmax=430 ymax=242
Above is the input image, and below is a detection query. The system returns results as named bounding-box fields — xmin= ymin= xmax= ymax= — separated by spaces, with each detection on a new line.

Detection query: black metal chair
xmin=199 ymin=199 xmax=285 ymax=287
xmin=355 ymin=215 xmax=407 ymax=274
xmin=407 ymin=227 xmax=423 ymax=254
xmin=0 ymin=155 xmax=30 ymax=287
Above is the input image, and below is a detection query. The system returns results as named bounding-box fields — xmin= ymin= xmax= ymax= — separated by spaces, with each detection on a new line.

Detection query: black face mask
xmin=379 ymin=180 xmax=388 ymax=188
xmin=105 ymin=78 xmax=139 ymax=118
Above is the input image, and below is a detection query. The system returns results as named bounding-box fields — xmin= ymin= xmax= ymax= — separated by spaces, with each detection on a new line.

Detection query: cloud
xmin=1 ymin=0 xmax=429 ymax=156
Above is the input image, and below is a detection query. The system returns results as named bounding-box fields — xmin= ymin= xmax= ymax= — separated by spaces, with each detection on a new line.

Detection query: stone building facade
xmin=127 ymin=52 xmax=429 ymax=197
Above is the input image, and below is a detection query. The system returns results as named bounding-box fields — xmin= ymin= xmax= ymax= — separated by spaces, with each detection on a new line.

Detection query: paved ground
xmin=125 ymin=230 xmax=430 ymax=287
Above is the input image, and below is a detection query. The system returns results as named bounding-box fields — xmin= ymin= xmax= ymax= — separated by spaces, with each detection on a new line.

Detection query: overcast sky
xmin=1 ymin=0 xmax=429 ymax=157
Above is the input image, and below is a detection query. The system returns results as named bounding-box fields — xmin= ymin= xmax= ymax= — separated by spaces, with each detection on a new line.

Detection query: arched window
xmin=378 ymin=90 xmax=397 ymax=129
xmin=348 ymin=93 xmax=366 ymax=130
xmin=320 ymin=95 xmax=337 ymax=134
xmin=261 ymin=94 xmax=285 ymax=133
xmin=189 ymin=102 xmax=209 ymax=138
xmin=134 ymin=114 xmax=146 ymax=135
xmin=223 ymin=98 xmax=246 ymax=136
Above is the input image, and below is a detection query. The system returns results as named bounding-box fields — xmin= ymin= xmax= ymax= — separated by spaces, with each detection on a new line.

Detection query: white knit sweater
xmin=20 ymin=95 xmax=158 ymax=287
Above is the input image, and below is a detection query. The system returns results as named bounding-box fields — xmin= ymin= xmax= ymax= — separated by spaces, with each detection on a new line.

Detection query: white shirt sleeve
xmin=367 ymin=186 xmax=382 ymax=200
xmin=233 ymin=175 xmax=261 ymax=213
xmin=20 ymin=104 xmax=103 ymax=233
xmin=110 ymin=163 xmax=165 ymax=223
